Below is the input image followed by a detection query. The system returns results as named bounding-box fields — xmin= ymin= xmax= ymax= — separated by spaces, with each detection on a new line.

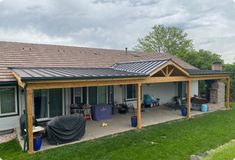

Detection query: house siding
xmin=142 ymin=83 xmax=178 ymax=105
xmin=0 ymin=81 xmax=199 ymax=131
xmin=191 ymin=80 xmax=199 ymax=97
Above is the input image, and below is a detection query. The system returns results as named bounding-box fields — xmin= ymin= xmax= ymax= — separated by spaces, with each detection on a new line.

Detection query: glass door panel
xmin=49 ymin=89 xmax=63 ymax=117
xmin=97 ymin=86 xmax=106 ymax=104
xmin=34 ymin=89 xmax=48 ymax=119
xmin=88 ymin=87 xmax=97 ymax=105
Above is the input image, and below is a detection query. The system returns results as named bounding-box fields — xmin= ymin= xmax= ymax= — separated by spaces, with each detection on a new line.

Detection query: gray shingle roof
xmin=0 ymin=41 xmax=197 ymax=82
xmin=12 ymin=67 xmax=147 ymax=81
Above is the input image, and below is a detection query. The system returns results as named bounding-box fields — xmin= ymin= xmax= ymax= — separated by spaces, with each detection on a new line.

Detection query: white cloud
xmin=0 ymin=0 xmax=234 ymax=63
xmin=0 ymin=27 xmax=74 ymax=45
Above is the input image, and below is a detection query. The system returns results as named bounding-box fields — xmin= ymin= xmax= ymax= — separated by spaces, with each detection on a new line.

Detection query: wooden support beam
xmin=137 ymin=83 xmax=142 ymax=129
xmin=226 ymin=77 xmax=230 ymax=109
xmin=142 ymin=76 xmax=189 ymax=84
xmin=26 ymin=88 xmax=34 ymax=154
xmin=166 ymin=66 xmax=169 ymax=76
xmin=187 ymin=80 xmax=191 ymax=119
xmin=161 ymin=69 xmax=167 ymax=77
xmin=12 ymin=72 xmax=25 ymax=88
xmin=168 ymin=68 xmax=175 ymax=76
xmin=189 ymin=75 xmax=230 ymax=81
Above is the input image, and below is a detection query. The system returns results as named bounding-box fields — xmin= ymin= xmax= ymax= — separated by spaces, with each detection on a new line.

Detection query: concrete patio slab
xmin=17 ymin=105 xmax=225 ymax=152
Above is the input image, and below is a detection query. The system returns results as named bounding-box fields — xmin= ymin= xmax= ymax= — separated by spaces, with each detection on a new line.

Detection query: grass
xmin=203 ymin=140 xmax=235 ymax=160
xmin=0 ymin=103 xmax=235 ymax=160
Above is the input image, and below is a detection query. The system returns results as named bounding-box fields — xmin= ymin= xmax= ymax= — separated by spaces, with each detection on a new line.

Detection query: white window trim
xmin=73 ymin=88 xmax=83 ymax=104
xmin=0 ymin=86 xmax=18 ymax=116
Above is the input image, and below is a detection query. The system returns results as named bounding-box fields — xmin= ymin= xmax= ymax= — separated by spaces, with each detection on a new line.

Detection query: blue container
xmin=131 ymin=116 xmax=137 ymax=127
xmin=181 ymin=107 xmax=187 ymax=116
xmin=91 ymin=105 xmax=112 ymax=121
xmin=33 ymin=134 xmax=42 ymax=151
xmin=201 ymin=104 xmax=208 ymax=112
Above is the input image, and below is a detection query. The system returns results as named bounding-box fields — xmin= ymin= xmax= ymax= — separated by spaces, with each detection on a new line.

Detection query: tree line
xmin=136 ymin=25 xmax=234 ymax=101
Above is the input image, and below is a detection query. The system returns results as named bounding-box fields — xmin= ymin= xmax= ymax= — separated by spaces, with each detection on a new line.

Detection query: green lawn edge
xmin=0 ymin=102 xmax=235 ymax=160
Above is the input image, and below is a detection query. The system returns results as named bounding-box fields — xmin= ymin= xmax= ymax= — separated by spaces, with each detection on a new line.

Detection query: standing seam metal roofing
xmin=11 ymin=68 xmax=148 ymax=81
xmin=111 ymin=59 xmax=169 ymax=74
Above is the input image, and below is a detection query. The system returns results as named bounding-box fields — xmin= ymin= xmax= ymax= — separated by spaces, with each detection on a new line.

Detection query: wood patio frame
xmin=12 ymin=63 xmax=231 ymax=154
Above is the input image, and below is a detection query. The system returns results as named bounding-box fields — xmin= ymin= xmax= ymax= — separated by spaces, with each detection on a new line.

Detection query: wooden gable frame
xmin=149 ymin=60 xmax=190 ymax=77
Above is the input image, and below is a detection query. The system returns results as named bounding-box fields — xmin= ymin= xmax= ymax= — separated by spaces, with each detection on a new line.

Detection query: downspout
xmin=23 ymin=83 xmax=28 ymax=152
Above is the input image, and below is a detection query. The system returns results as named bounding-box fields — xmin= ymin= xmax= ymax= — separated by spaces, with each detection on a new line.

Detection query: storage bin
xmin=33 ymin=134 xmax=42 ymax=151
xmin=181 ymin=107 xmax=187 ymax=116
xmin=131 ymin=116 xmax=137 ymax=127
xmin=92 ymin=105 xmax=112 ymax=121
xmin=201 ymin=104 xmax=208 ymax=112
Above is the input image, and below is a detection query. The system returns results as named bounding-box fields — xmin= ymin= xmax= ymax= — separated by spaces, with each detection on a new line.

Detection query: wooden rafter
xmin=12 ymin=72 xmax=25 ymax=88
xmin=160 ymin=69 xmax=167 ymax=77
xmin=168 ymin=68 xmax=175 ymax=76
xmin=149 ymin=60 xmax=190 ymax=77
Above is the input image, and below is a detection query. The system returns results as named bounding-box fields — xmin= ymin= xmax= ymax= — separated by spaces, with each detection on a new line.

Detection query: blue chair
xmin=143 ymin=94 xmax=152 ymax=107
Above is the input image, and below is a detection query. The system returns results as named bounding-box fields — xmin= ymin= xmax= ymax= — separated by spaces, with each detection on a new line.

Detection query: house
xmin=0 ymin=41 xmax=231 ymax=153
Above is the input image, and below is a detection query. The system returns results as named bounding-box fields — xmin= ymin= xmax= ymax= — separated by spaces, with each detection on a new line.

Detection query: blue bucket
xmin=181 ymin=107 xmax=187 ymax=117
xmin=131 ymin=116 xmax=137 ymax=127
xmin=33 ymin=134 xmax=42 ymax=151
xmin=201 ymin=104 xmax=208 ymax=112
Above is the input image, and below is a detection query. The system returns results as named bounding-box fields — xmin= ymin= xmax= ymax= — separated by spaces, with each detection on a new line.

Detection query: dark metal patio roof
xmin=111 ymin=59 xmax=168 ymax=74
xmin=187 ymin=69 xmax=231 ymax=75
xmin=11 ymin=67 xmax=147 ymax=81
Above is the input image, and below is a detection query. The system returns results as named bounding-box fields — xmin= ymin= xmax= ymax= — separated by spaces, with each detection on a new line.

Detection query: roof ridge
xmin=0 ymin=41 xmax=154 ymax=55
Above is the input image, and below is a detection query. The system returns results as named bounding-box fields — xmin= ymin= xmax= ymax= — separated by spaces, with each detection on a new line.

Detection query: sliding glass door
xmin=97 ymin=86 xmax=106 ymax=104
xmin=88 ymin=87 xmax=97 ymax=105
xmin=49 ymin=89 xmax=63 ymax=117
xmin=34 ymin=89 xmax=48 ymax=119
xmin=34 ymin=89 xmax=63 ymax=120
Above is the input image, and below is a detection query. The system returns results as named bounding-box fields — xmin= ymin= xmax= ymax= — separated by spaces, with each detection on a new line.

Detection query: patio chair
xmin=174 ymin=97 xmax=182 ymax=110
xmin=143 ymin=94 xmax=152 ymax=107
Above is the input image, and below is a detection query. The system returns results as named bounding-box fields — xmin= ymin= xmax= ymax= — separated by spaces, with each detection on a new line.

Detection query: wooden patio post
xmin=187 ymin=80 xmax=191 ymax=119
xmin=26 ymin=88 xmax=34 ymax=154
xmin=226 ymin=77 xmax=230 ymax=109
xmin=137 ymin=83 xmax=142 ymax=129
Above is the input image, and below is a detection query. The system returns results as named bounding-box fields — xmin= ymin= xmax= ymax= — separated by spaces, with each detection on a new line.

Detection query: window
xmin=87 ymin=87 xmax=108 ymax=105
xmin=74 ymin=88 xmax=83 ymax=105
xmin=97 ymin=86 xmax=107 ymax=104
xmin=0 ymin=86 xmax=17 ymax=116
xmin=88 ymin=87 xmax=97 ymax=105
xmin=126 ymin=84 xmax=137 ymax=99
xmin=34 ymin=89 xmax=63 ymax=120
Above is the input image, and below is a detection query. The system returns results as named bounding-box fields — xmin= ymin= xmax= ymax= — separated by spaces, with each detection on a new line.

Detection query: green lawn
xmin=1 ymin=103 xmax=235 ymax=160
xmin=203 ymin=140 xmax=235 ymax=160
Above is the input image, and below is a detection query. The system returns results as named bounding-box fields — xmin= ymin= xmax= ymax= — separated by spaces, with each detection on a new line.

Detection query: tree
xmin=181 ymin=49 xmax=224 ymax=70
xmin=136 ymin=24 xmax=223 ymax=70
xmin=136 ymin=24 xmax=230 ymax=97
xmin=136 ymin=25 xmax=193 ymax=56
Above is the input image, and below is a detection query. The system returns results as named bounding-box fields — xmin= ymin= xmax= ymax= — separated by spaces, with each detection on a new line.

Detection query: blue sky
xmin=0 ymin=0 xmax=235 ymax=63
